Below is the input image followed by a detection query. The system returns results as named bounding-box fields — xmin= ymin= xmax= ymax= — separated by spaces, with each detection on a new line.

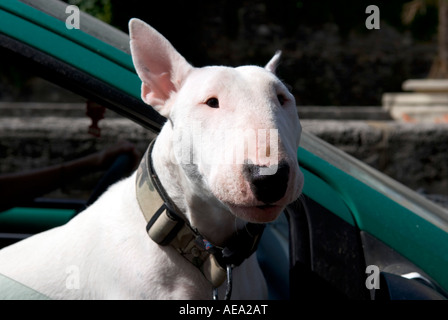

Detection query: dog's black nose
xmin=243 ymin=160 xmax=290 ymax=204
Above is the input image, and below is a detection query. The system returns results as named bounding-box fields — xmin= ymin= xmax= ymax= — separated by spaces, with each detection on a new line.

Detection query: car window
xmin=1 ymin=57 xmax=101 ymax=202
xmin=0 ymin=47 xmax=154 ymax=216
xmin=300 ymin=131 xmax=448 ymax=232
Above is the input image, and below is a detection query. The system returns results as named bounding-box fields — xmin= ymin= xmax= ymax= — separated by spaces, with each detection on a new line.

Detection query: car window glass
xmin=0 ymin=54 xmax=145 ymax=206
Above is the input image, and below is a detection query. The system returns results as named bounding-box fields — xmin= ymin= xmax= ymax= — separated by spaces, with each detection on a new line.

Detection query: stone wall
xmin=301 ymin=119 xmax=448 ymax=197
xmin=0 ymin=103 xmax=156 ymax=199
xmin=0 ymin=105 xmax=155 ymax=173
xmin=1 ymin=103 xmax=447 ymax=205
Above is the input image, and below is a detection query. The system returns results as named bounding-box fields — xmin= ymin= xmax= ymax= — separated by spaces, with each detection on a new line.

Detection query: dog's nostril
xmin=243 ymin=161 xmax=290 ymax=204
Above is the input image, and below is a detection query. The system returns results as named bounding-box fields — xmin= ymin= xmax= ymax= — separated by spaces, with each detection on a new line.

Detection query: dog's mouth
xmin=227 ymin=203 xmax=284 ymax=223
xmin=256 ymin=204 xmax=276 ymax=210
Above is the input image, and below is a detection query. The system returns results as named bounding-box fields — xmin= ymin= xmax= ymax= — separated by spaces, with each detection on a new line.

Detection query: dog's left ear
xmin=129 ymin=18 xmax=193 ymax=117
xmin=265 ymin=51 xmax=282 ymax=74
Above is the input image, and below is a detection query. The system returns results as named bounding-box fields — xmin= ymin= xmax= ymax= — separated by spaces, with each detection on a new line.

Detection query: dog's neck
xmin=151 ymin=124 xmax=246 ymax=246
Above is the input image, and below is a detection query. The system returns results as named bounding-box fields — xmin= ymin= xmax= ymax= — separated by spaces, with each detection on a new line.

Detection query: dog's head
xmin=130 ymin=19 xmax=304 ymax=223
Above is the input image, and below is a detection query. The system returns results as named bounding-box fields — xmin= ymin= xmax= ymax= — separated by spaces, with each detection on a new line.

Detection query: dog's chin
xmin=227 ymin=204 xmax=284 ymax=223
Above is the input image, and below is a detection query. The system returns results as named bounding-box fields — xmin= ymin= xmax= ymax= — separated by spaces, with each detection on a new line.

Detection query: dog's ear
xmin=265 ymin=51 xmax=282 ymax=74
xmin=129 ymin=18 xmax=193 ymax=117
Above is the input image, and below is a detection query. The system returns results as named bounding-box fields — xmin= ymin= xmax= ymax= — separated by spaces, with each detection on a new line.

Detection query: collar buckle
xmin=146 ymin=204 xmax=185 ymax=246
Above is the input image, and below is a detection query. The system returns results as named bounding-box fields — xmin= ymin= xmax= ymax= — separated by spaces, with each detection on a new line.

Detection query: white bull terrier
xmin=0 ymin=18 xmax=303 ymax=300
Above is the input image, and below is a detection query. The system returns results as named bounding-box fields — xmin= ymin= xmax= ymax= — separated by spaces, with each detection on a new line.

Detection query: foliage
xmin=60 ymin=0 xmax=441 ymax=104
xmin=402 ymin=0 xmax=448 ymax=78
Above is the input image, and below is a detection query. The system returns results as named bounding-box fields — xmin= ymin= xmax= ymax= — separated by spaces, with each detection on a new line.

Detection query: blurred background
xmin=70 ymin=0 xmax=439 ymax=106
xmin=1 ymin=0 xmax=441 ymax=105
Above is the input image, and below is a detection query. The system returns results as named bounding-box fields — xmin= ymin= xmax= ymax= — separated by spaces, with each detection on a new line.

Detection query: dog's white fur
xmin=0 ymin=19 xmax=303 ymax=299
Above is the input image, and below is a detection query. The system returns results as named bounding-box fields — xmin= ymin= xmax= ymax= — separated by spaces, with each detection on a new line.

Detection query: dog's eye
xmin=277 ymin=94 xmax=286 ymax=106
xmin=206 ymin=97 xmax=219 ymax=108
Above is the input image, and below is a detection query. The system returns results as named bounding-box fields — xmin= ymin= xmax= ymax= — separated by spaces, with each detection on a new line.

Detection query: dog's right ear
xmin=129 ymin=18 xmax=193 ymax=117
xmin=265 ymin=51 xmax=282 ymax=74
